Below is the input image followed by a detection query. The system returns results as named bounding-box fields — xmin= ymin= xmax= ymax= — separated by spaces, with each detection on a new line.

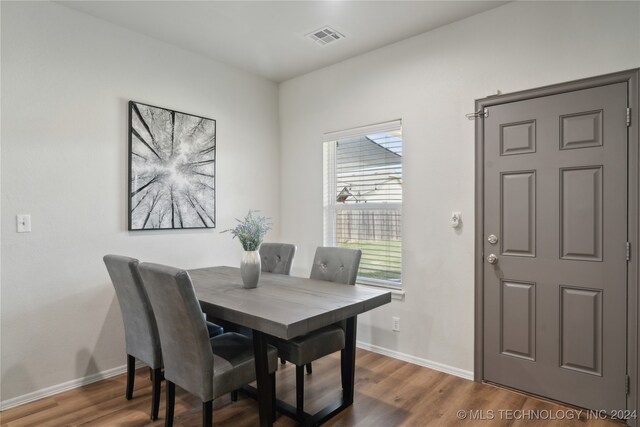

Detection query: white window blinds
xmin=323 ymin=120 xmax=402 ymax=288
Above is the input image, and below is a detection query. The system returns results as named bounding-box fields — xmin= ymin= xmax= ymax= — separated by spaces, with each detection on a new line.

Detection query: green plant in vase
xmin=223 ymin=210 xmax=272 ymax=288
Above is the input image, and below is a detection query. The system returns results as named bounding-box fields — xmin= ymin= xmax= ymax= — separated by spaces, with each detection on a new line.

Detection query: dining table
xmin=188 ymin=266 xmax=392 ymax=427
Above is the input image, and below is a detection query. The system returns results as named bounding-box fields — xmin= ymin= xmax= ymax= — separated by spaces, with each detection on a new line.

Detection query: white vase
xmin=241 ymin=250 xmax=261 ymax=289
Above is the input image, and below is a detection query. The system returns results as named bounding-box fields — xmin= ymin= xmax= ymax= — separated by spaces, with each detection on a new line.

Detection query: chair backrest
xmin=259 ymin=243 xmax=296 ymax=275
xmin=103 ymin=255 xmax=162 ymax=369
xmin=309 ymin=247 xmax=362 ymax=285
xmin=137 ymin=262 xmax=214 ymax=401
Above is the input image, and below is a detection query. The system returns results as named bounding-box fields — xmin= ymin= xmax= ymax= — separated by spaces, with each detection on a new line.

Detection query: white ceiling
xmin=60 ymin=1 xmax=508 ymax=82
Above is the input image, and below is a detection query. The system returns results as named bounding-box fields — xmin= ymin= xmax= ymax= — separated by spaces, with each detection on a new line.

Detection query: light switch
xmin=17 ymin=214 xmax=31 ymax=233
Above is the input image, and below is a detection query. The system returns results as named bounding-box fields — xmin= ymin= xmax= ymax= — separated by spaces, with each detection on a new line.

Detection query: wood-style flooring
xmin=0 ymin=349 xmax=623 ymax=426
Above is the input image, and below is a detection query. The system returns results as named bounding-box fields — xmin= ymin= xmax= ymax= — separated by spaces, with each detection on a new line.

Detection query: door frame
xmin=474 ymin=69 xmax=640 ymax=423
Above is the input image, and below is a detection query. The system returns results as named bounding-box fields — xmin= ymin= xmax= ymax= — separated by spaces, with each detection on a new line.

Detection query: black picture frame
xmin=128 ymin=101 xmax=216 ymax=230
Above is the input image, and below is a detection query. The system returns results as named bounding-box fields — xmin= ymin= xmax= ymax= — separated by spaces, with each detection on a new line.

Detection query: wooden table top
xmin=188 ymin=266 xmax=391 ymax=340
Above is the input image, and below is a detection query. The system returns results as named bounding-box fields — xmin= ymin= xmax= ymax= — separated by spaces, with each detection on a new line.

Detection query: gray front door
xmin=483 ymin=82 xmax=628 ymax=411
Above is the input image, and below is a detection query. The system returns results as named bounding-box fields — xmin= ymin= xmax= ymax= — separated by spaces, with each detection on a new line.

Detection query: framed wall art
xmin=128 ymin=101 xmax=216 ymax=230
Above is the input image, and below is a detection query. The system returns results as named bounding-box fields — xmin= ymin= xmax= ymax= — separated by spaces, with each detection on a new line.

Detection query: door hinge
xmin=627 ymin=107 xmax=632 ymax=127
xmin=627 ymin=241 xmax=631 ymax=261
xmin=626 ymin=375 xmax=631 ymax=395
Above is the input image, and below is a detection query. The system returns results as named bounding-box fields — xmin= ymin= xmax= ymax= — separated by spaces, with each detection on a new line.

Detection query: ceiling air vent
xmin=307 ymin=27 xmax=344 ymax=46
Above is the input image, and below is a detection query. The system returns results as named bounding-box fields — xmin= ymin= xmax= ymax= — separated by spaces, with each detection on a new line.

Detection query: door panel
xmin=560 ymin=166 xmax=603 ymax=261
xmin=501 ymin=120 xmax=537 ymax=155
xmin=560 ymin=286 xmax=602 ymax=376
xmin=560 ymin=110 xmax=603 ymax=150
xmin=483 ymin=82 xmax=628 ymax=411
xmin=501 ymin=171 xmax=536 ymax=257
xmin=501 ymin=280 xmax=536 ymax=361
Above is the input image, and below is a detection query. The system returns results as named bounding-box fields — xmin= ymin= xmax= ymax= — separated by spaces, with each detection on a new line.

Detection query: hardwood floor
xmin=0 ymin=349 xmax=623 ymax=426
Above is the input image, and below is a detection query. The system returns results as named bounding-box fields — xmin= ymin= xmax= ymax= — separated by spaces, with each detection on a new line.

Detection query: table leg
xmin=342 ymin=316 xmax=357 ymax=405
xmin=300 ymin=316 xmax=358 ymax=427
xmin=244 ymin=317 xmax=358 ymax=427
xmin=252 ymin=330 xmax=273 ymax=427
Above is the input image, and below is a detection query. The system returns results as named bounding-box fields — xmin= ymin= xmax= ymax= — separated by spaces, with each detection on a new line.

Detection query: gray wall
xmin=0 ymin=1 xmax=281 ymax=403
xmin=2 ymin=0 xmax=639 ymax=408
xmin=278 ymin=1 xmax=640 ymax=377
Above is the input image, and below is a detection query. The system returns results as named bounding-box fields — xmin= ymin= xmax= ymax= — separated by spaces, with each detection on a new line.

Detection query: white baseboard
xmin=0 ymin=361 xmax=145 ymax=411
xmin=2 ymin=345 xmax=473 ymax=412
xmin=356 ymin=341 xmax=474 ymax=381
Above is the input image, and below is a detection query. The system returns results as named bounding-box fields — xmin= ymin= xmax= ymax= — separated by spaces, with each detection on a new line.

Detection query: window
xmin=323 ymin=120 xmax=402 ymax=289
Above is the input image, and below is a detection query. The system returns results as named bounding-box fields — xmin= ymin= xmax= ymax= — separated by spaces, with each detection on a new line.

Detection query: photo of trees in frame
xmin=128 ymin=101 xmax=216 ymax=230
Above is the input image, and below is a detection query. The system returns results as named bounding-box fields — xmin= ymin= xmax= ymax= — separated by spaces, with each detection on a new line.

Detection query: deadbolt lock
xmin=487 ymin=234 xmax=498 ymax=244
xmin=487 ymin=254 xmax=498 ymax=264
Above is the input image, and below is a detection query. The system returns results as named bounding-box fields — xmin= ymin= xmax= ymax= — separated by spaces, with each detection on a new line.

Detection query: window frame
xmin=323 ymin=120 xmax=403 ymax=290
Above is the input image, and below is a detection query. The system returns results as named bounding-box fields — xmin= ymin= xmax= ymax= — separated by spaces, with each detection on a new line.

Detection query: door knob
xmin=487 ymin=254 xmax=498 ymax=264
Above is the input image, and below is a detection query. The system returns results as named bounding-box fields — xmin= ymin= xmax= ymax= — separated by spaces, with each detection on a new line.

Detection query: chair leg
xmin=306 ymin=362 xmax=312 ymax=375
xmin=165 ymin=381 xmax=175 ymax=427
xmin=296 ymin=365 xmax=304 ymax=415
xmin=340 ymin=349 xmax=346 ymax=390
xmin=126 ymin=354 xmax=135 ymax=400
xmin=270 ymin=372 xmax=277 ymax=422
xmin=280 ymin=357 xmax=286 ymax=365
xmin=203 ymin=400 xmax=213 ymax=427
xmin=150 ymin=368 xmax=162 ymax=421
xmin=230 ymin=390 xmax=238 ymax=402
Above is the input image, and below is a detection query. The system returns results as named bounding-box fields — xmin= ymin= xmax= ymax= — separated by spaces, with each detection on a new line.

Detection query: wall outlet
xmin=392 ymin=316 xmax=400 ymax=332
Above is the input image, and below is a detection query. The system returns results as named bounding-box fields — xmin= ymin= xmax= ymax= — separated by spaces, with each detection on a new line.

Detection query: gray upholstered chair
xmin=309 ymin=247 xmax=361 ymax=286
xmin=103 ymin=255 xmax=163 ymax=420
xmin=138 ymin=262 xmax=279 ymax=427
xmin=103 ymin=255 xmax=224 ymax=421
xmin=269 ymin=246 xmax=361 ymax=415
xmin=258 ymin=243 xmax=297 ymax=368
xmin=259 ymin=243 xmax=296 ymax=275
